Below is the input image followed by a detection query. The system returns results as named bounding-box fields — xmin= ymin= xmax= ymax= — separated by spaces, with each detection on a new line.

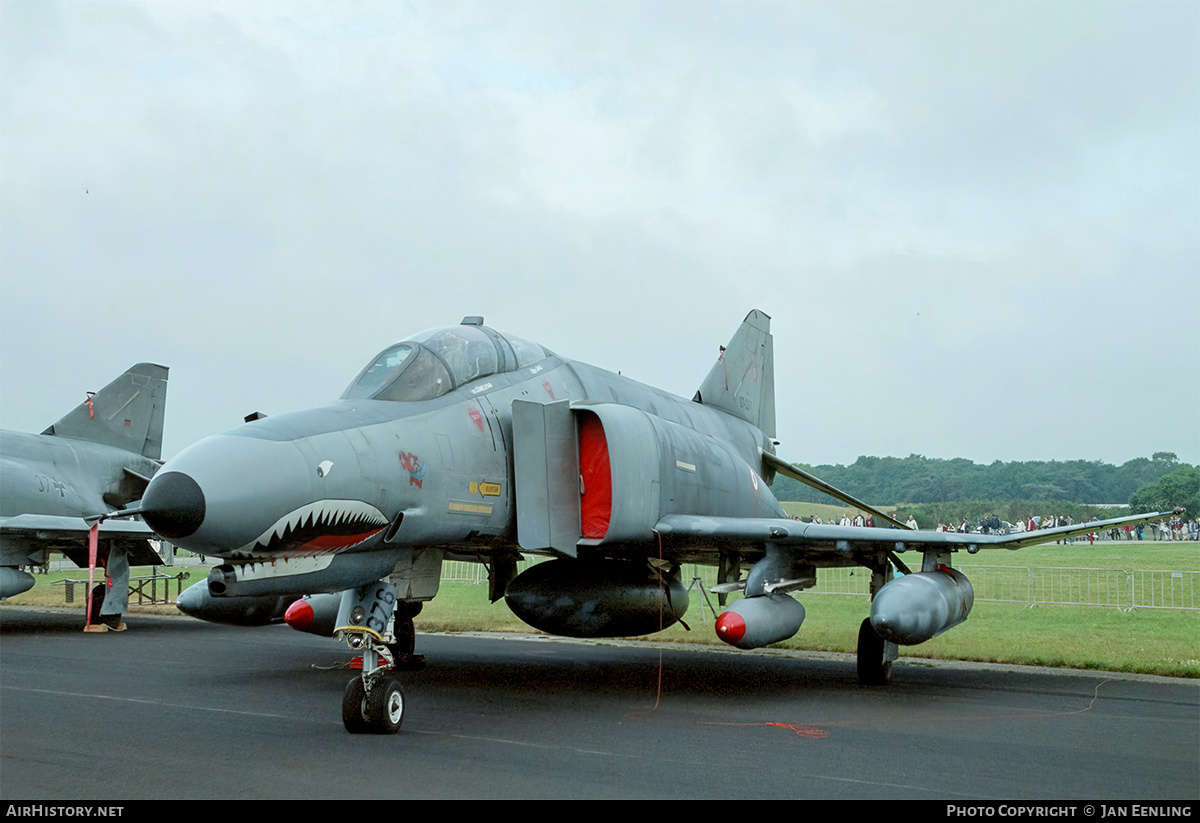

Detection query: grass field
xmin=414 ymin=580 xmax=1200 ymax=679
xmin=6 ymin=547 xmax=1196 ymax=678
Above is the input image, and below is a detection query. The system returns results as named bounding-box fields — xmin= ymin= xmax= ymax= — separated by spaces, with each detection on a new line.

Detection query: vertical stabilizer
xmin=42 ymin=364 xmax=169 ymax=460
xmin=694 ymin=310 xmax=775 ymax=438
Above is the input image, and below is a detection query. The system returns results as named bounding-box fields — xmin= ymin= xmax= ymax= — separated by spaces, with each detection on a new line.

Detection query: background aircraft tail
xmin=42 ymin=363 xmax=169 ymax=460
xmin=694 ymin=310 xmax=775 ymax=438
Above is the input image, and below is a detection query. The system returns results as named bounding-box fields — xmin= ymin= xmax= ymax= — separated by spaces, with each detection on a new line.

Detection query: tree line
xmin=770 ymin=451 xmax=1193 ymax=508
xmin=1129 ymin=464 xmax=1200 ymax=515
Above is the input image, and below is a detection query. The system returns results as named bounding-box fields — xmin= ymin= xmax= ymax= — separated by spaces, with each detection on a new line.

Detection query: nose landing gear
xmin=336 ymin=581 xmax=407 ymax=734
xmin=342 ymin=658 xmax=404 ymax=734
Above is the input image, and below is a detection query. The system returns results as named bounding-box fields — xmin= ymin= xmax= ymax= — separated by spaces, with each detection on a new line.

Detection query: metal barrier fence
xmin=54 ymin=571 xmax=194 ymax=606
xmin=439 ymin=559 xmax=1199 ymax=611
xmin=795 ymin=564 xmax=1198 ymax=611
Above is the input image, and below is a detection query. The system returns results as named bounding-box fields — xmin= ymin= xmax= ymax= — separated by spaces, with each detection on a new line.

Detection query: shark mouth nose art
xmin=245 ymin=499 xmax=389 ymax=555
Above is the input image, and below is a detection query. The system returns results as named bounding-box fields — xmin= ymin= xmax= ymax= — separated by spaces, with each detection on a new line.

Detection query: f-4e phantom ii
xmin=1 ymin=364 xmax=169 ymax=629
xmin=129 ymin=312 xmax=1181 ymax=734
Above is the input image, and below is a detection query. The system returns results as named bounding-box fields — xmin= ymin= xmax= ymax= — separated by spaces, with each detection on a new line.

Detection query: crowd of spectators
xmin=801 ymin=511 xmax=1199 ymax=541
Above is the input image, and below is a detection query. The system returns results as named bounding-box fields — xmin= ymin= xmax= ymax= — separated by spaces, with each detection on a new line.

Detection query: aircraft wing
xmin=746 ymin=452 xmax=1184 ymax=558
xmin=654 ymin=507 xmax=1184 ymax=559
xmin=0 ymin=515 xmax=164 ymax=567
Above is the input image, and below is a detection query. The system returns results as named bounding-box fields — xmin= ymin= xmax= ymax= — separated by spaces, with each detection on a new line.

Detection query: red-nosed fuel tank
xmin=869 ymin=566 xmax=974 ymax=645
xmin=504 ymin=559 xmax=689 ymax=638
xmin=284 ymin=592 xmax=342 ymax=637
xmin=714 ymin=594 xmax=805 ymax=649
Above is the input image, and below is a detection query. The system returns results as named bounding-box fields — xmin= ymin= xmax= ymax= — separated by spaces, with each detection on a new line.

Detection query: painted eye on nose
xmin=317 ymin=460 xmax=334 ymax=478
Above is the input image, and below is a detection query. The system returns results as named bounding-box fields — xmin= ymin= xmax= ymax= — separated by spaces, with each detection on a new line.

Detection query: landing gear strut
xmin=858 ymin=562 xmax=898 ymax=685
xmin=337 ymin=581 xmax=406 ymax=734
xmin=857 ymin=617 xmax=894 ymax=685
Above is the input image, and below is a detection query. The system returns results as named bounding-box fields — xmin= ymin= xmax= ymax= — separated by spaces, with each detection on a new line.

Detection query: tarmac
xmin=1 ymin=605 xmax=1197 ymax=800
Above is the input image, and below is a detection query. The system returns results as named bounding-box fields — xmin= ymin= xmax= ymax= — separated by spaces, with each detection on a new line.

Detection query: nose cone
xmin=141 ymin=471 xmax=207 ymax=539
xmin=139 ymin=433 xmax=316 ymax=556
xmin=137 ymin=429 xmax=394 ymax=560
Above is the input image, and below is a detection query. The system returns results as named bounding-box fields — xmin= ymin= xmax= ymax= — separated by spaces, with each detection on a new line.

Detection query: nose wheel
xmin=342 ymin=670 xmax=404 ymax=734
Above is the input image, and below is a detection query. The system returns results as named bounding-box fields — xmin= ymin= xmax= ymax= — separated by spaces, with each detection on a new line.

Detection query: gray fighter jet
xmin=131 ymin=313 xmax=1180 ymax=733
xmin=1 ymin=364 xmax=168 ymax=629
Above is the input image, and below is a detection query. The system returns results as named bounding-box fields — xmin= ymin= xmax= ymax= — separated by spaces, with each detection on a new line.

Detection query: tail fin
xmin=694 ymin=310 xmax=775 ymax=438
xmin=41 ymin=364 xmax=169 ymax=460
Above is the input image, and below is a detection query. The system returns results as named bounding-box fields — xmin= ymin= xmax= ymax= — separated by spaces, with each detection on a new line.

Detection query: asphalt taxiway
xmin=1 ymin=606 xmax=1197 ymax=800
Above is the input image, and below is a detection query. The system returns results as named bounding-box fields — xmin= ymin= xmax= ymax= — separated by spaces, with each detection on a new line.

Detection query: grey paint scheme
xmin=0 ymin=364 xmax=168 ymax=603
xmin=145 ymin=313 xmax=779 ymax=569
xmin=141 ymin=312 xmax=1178 ymax=637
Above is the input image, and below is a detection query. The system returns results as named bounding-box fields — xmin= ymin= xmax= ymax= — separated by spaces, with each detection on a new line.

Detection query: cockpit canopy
xmin=342 ymin=318 xmax=550 ymax=402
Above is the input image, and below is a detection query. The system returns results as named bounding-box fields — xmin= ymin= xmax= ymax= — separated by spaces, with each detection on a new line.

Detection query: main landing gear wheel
xmin=342 ymin=675 xmax=405 ymax=734
xmin=388 ymin=616 xmax=426 ymax=672
xmin=857 ymin=617 xmax=892 ymax=686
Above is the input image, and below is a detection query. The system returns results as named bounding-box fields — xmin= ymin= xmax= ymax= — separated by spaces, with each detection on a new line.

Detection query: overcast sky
xmin=2 ymin=0 xmax=1197 ymax=469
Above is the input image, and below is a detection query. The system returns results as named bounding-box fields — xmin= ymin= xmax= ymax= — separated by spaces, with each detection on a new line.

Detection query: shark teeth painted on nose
xmin=243 ymin=499 xmax=389 ymax=556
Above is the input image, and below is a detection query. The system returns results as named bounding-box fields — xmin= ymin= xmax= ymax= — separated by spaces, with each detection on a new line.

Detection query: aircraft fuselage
xmin=0 ymin=430 xmax=159 ymax=567
xmin=144 ymin=351 xmax=783 ymax=571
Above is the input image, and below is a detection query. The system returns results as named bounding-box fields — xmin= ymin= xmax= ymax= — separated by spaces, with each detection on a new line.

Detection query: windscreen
xmin=342 ymin=343 xmax=416 ymax=400
xmin=342 ymin=324 xmax=550 ymax=402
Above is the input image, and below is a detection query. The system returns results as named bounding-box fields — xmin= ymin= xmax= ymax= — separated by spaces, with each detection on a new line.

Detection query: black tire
xmin=388 ymin=618 xmax=426 ymax=671
xmin=364 ymin=677 xmax=404 ymax=734
xmin=857 ymin=617 xmax=892 ymax=686
xmin=341 ymin=677 xmax=371 ymax=734
xmin=394 ymin=619 xmax=415 ymax=657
